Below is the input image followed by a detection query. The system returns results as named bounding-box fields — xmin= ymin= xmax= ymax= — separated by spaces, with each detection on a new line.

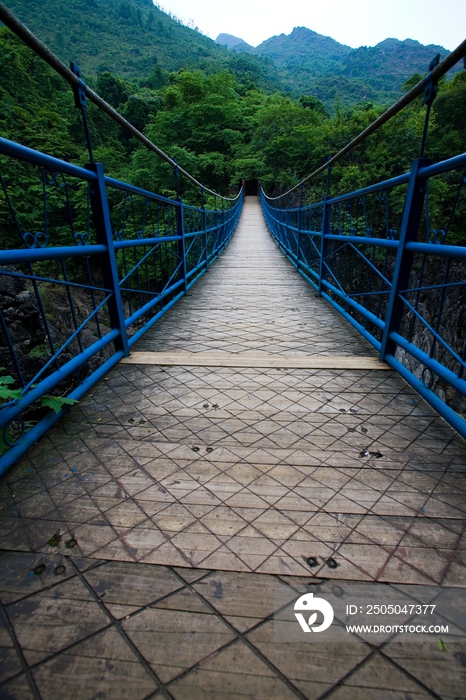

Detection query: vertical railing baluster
xmin=318 ymin=196 xmax=331 ymax=296
xmin=379 ymin=158 xmax=431 ymax=360
xmin=296 ymin=184 xmax=302 ymax=271
xmin=318 ymin=157 xmax=333 ymax=295
xmin=176 ymin=198 xmax=187 ymax=294
xmin=203 ymin=208 xmax=208 ymax=270
xmin=213 ymin=195 xmax=218 ymax=259
xmin=286 ymin=193 xmax=290 ymax=252
xmin=173 ymin=160 xmax=187 ymax=292
xmin=221 ymin=200 xmax=225 ymax=246
xmin=200 ymin=186 xmax=207 ymax=270
xmin=87 ymin=162 xmax=129 ymax=356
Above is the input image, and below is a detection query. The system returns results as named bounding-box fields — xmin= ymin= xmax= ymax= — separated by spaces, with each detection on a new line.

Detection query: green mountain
xmin=4 ymin=0 xmax=213 ymax=75
xmin=1 ymin=0 xmax=465 ymax=230
xmin=1 ymin=0 xmax=461 ymax=109
xmin=216 ymin=33 xmax=251 ymax=51
xmin=250 ymin=27 xmax=352 ymax=76
xmin=1 ymin=0 xmax=283 ymax=91
xmin=339 ymin=37 xmax=457 ymax=94
xmin=218 ymin=26 xmax=459 ymax=105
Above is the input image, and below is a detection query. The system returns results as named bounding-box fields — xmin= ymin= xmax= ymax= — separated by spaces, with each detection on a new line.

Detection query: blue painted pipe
xmin=326 ymin=173 xmax=411 ymax=205
xmin=105 ymin=176 xmax=181 ymax=205
xmin=0 ymin=329 xmax=119 ymax=430
xmin=406 ymin=242 xmax=466 ymax=258
xmin=0 ymin=347 xmax=125 ymax=476
xmin=0 ymin=244 xmax=107 ymax=264
xmin=418 ymin=152 xmax=466 ymax=179
xmin=385 ymin=353 xmax=466 ymax=441
xmin=390 ymin=331 xmax=466 ymax=396
xmin=114 ymin=236 xmax=182 ymax=249
xmin=0 ymin=137 xmax=97 ymax=181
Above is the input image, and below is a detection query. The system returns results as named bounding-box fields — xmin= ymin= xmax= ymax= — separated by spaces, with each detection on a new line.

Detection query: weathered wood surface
xmin=0 ymin=197 xmax=465 ymax=698
xmin=4 ymin=552 xmax=462 ymax=700
xmin=136 ymin=197 xmax=377 ymax=357
xmin=122 ymin=352 xmax=391 ymax=370
xmin=1 ymin=195 xmax=465 ymax=580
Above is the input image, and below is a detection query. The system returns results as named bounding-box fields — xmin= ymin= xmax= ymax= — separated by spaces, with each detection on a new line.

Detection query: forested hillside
xmin=218 ymin=27 xmax=459 ymax=106
xmin=3 ymin=0 xmax=459 ymax=109
xmin=2 ymin=0 xmax=282 ymax=93
xmin=1 ymin=21 xmax=465 ymax=226
xmin=0 ymin=0 xmax=465 ymax=230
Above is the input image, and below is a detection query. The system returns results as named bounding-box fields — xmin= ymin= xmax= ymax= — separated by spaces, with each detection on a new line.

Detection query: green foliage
xmin=243 ymin=28 xmax=460 ymax=110
xmin=1 ymin=7 xmax=465 ymax=234
xmin=40 ymin=395 xmax=78 ymax=414
xmin=0 ymin=375 xmax=23 ymax=402
xmin=4 ymin=0 xmax=283 ymax=93
xmin=0 ymin=370 xmax=78 ymax=455
xmin=96 ymin=72 xmax=130 ymax=108
xmin=6 ymin=0 xmax=460 ymax=111
xmin=437 ymin=637 xmax=448 ymax=652
xmin=0 ymin=372 xmax=78 ymax=413
xmin=432 ymin=71 xmax=466 ymax=154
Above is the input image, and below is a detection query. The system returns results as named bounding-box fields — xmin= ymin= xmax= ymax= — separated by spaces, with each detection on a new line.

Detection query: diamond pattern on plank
xmin=1 ymin=196 xmax=466 ymax=586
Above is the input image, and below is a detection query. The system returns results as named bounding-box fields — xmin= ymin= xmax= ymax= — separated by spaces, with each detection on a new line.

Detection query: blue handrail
xmin=1 ymin=2 xmax=465 ymax=472
xmin=261 ymin=151 xmax=466 ymax=440
xmin=0 ymin=136 xmax=243 ymax=473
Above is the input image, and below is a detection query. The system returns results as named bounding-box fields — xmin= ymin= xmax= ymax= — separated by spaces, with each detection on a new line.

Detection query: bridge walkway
xmin=1 ymin=197 xmax=465 ymax=698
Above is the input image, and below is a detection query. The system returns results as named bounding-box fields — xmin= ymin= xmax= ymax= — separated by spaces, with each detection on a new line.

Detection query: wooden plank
xmin=121 ymin=351 xmax=391 ymax=370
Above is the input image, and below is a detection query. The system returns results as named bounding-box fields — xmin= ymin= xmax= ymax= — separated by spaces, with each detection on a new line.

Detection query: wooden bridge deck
xmin=1 ymin=197 xmax=465 ymax=698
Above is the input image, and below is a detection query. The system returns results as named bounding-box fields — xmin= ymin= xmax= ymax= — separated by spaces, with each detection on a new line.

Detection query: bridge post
xmin=199 ymin=185 xmax=208 ymax=270
xmin=318 ymin=196 xmax=331 ymax=296
xmin=379 ymin=158 xmax=431 ymax=361
xmin=286 ymin=193 xmax=290 ymax=255
xmin=87 ymin=162 xmax=129 ymax=356
xmin=220 ymin=201 xmax=225 ymax=247
xmin=296 ymin=185 xmax=302 ymax=271
xmin=213 ymin=195 xmax=218 ymax=261
xmin=203 ymin=206 xmax=208 ymax=270
xmin=176 ymin=199 xmax=188 ymax=294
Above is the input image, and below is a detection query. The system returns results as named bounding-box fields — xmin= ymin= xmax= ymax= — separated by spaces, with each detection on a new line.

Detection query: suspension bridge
xmin=1 ymin=4 xmax=466 ymax=698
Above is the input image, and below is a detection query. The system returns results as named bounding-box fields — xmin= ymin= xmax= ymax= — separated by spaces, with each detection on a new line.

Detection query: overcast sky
xmin=156 ymin=0 xmax=465 ymax=51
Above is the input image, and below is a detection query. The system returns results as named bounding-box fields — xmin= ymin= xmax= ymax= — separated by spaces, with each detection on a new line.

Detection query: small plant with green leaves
xmin=0 ymin=374 xmax=23 ymax=403
xmin=0 ymin=369 xmax=78 ymax=455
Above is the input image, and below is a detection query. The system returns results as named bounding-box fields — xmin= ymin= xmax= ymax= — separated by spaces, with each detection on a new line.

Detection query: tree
xmin=96 ymin=72 xmax=130 ymax=108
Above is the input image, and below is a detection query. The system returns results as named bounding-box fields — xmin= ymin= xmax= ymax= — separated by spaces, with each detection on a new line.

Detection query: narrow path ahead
xmin=2 ymin=195 xmax=465 ymax=580
xmin=1 ymin=197 xmax=465 ymax=699
xmin=137 ymin=196 xmax=373 ymax=357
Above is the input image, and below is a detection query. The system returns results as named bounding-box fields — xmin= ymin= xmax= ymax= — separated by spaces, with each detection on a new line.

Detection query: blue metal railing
xmin=1 ymin=3 xmax=465 ymax=472
xmin=0 ymin=136 xmax=243 ymax=473
xmin=261 ymin=153 xmax=466 ymax=439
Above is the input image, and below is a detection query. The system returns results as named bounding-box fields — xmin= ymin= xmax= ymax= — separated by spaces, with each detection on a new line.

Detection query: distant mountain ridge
xmin=0 ymin=0 xmax=459 ymax=109
xmin=216 ymin=26 xmax=458 ymax=104
xmin=216 ymin=33 xmax=251 ymax=51
xmin=2 ymin=0 xmax=282 ymax=92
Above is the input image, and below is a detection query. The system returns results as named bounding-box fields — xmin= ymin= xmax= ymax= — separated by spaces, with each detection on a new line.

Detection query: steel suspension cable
xmin=0 ymin=2 xmax=239 ymax=201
